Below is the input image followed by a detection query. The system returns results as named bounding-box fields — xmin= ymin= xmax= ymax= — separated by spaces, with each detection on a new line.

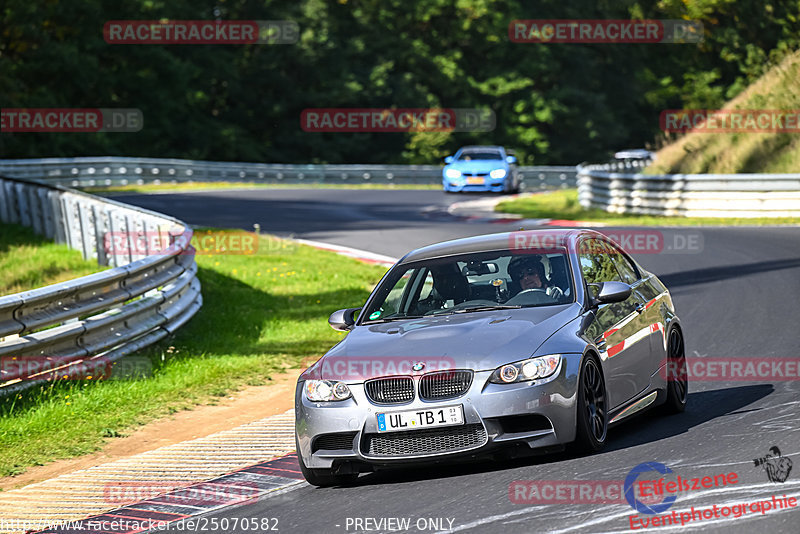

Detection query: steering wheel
xmin=516 ymin=289 xmax=549 ymax=296
xmin=505 ymin=288 xmax=552 ymax=305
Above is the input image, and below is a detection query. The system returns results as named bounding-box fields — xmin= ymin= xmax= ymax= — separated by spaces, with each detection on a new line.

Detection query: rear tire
xmin=660 ymin=328 xmax=688 ymax=414
xmin=573 ymin=356 xmax=608 ymax=453
xmin=296 ymin=436 xmax=359 ymax=487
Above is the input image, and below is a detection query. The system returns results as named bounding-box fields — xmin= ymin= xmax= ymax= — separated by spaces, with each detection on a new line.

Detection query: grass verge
xmin=81 ymin=181 xmax=441 ymax=195
xmin=0 ymin=233 xmax=386 ymax=478
xmin=648 ymin=50 xmax=800 ymax=174
xmin=0 ymin=223 xmax=103 ymax=295
xmin=496 ymin=189 xmax=800 ymax=226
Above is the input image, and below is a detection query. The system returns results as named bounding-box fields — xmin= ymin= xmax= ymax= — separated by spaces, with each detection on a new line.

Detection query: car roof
xmin=399 ymin=229 xmax=597 ymax=264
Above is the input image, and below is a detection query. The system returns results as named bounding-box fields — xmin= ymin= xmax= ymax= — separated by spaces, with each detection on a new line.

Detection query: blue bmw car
xmin=442 ymin=145 xmax=520 ymax=193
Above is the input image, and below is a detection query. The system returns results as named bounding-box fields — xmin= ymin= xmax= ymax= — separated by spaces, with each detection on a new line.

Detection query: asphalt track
xmin=113 ymin=189 xmax=800 ymax=533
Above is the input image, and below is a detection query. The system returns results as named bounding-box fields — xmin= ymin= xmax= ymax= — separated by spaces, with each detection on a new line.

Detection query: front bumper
xmin=443 ymin=178 xmax=506 ymax=193
xmin=295 ymin=354 xmax=581 ymax=470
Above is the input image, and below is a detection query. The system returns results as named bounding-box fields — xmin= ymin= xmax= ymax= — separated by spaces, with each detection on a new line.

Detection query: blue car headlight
xmin=445 ymin=168 xmax=462 ymax=179
xmin=490 ymin=169 xmax=507 ymax=179
xmin=489 ymin=355 xmax=561 ymax=384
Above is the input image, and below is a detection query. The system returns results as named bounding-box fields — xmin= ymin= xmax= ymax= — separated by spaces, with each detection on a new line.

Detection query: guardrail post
xmin=77 ymin=201 xmax=94 ymax=260
xmin=93 ymin=205 xmax=109 ymax=266
xmin=51 ymin=192 xmax=67 ymax=244
xmin=0 ymin=180 xmax=9 ymax=223
xmin=40 ymin=188 xmax=55 ymax=239
xmin=107 ymin=209 xmax=121 ymax=268
xmin=123 ymin=214 xmax=136 ymax=265
xmin=17 ymin=182 xmax=31 ymax=226
xmin=29 ymin=187 xmax=43 ymax=235
xmin=62 ymin=197 xmax=79 ymax=251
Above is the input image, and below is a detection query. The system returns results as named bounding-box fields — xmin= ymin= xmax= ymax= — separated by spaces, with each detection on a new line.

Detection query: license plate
xmin=376 ymin=405 xmax=464 ymax=433
xmin=466 ymin=177 xmax=485 ymax=185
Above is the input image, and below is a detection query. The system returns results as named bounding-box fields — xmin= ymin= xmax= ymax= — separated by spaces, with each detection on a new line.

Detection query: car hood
xmin=447 ymin=160 xmax=506 ymax=173
xmin=300 ymin=303 xmax=581 ymax=382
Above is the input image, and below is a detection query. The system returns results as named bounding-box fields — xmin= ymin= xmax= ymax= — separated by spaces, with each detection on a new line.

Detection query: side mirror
xmin=589 ymin=281 xmax=632 ymax=306
xmin=444 ymin=156 xmax=454 ymax=164
xmin=328 ymin=308 xmax=361 ymax=331
xmin=506 ymin=155 xmax=517 ymax=164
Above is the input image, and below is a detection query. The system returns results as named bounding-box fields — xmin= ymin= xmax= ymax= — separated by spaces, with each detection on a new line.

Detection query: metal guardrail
xmin=0 ymin=175 xmax=202 ymax=395
xmin=577 ymin=160 xmax=800 ymax=217
xmin=0 ymin=156 xmax=578 ymax=190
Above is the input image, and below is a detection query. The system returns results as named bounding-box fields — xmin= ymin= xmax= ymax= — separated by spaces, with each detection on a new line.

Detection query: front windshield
xmin=362 ymin=249 xmax=574 ymax=323
xmin=457 ymin=151 xmax=502 ymax=161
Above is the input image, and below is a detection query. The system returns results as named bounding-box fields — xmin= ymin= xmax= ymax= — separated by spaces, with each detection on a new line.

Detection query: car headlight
xmin=445 ymin=168 xmax=462 ymax=179
xmin=489 ymin=355 xmax=561 ymax=384
xmin=304 ymin=380 xmax=352 ymax=401
xmin=490 ymin=169 xmax=507 ymax=179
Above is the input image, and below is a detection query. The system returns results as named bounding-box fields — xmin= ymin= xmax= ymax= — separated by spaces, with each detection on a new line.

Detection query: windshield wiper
xmin=452 ymin=304 xmax=522 ymax=313
xmin=367 ymin=315 xmax=424 ymax=323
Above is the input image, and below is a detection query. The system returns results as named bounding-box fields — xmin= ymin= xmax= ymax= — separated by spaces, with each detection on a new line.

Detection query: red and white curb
xmin=0 ymin=411 xmax=297 ymax=534
xmin=31 ymin=453 xmax=304 ymax=534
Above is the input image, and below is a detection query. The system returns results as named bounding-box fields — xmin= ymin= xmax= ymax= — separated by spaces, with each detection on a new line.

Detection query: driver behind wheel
xmin=508 ymin=256 xmax=563 ymax=300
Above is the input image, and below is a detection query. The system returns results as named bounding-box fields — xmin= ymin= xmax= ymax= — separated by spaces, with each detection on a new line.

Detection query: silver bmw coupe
xmin=295 ymin=230 xmax=687 ymax=486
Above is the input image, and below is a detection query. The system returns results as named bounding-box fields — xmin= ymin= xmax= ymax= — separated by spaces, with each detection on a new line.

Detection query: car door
xmin=607 ymin=244 xmax=665 ymax=394
xmin=579 ymin=237 xmax=650 ymax=409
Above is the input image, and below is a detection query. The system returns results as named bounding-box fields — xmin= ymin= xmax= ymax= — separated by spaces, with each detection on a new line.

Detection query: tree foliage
xmin=1 ymin=0 xmax=798 ymax=164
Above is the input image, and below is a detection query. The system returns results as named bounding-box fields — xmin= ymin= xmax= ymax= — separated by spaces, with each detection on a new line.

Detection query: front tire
xmin=296 ymin=436 xmax=359 ymax=487
xmin=661 ymin=328 xmax=688 ymax=414
xmin=573 ymin=356 xmax=608 ymax=453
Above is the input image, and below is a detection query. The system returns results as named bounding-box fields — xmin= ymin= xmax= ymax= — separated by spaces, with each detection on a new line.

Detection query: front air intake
xmin=418 ymin=370 xmax=473 ymax=400
xmin=365 ymin=376 xmax=415 ymax=404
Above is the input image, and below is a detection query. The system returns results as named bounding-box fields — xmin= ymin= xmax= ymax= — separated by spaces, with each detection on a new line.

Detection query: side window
xmin=418 ymin=270 xmax=435 ymax=301
xmin=607 ymin=245 xmax=639 ymax=285
xmin=381 ymin=270 xmax=415 ymax=316
xmin=579 ymin=239 xmax=623 ymax=297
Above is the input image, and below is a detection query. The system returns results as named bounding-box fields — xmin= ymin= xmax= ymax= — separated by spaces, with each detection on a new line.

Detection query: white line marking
xmin=292 ymin=238 xmax=398 ymax=266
